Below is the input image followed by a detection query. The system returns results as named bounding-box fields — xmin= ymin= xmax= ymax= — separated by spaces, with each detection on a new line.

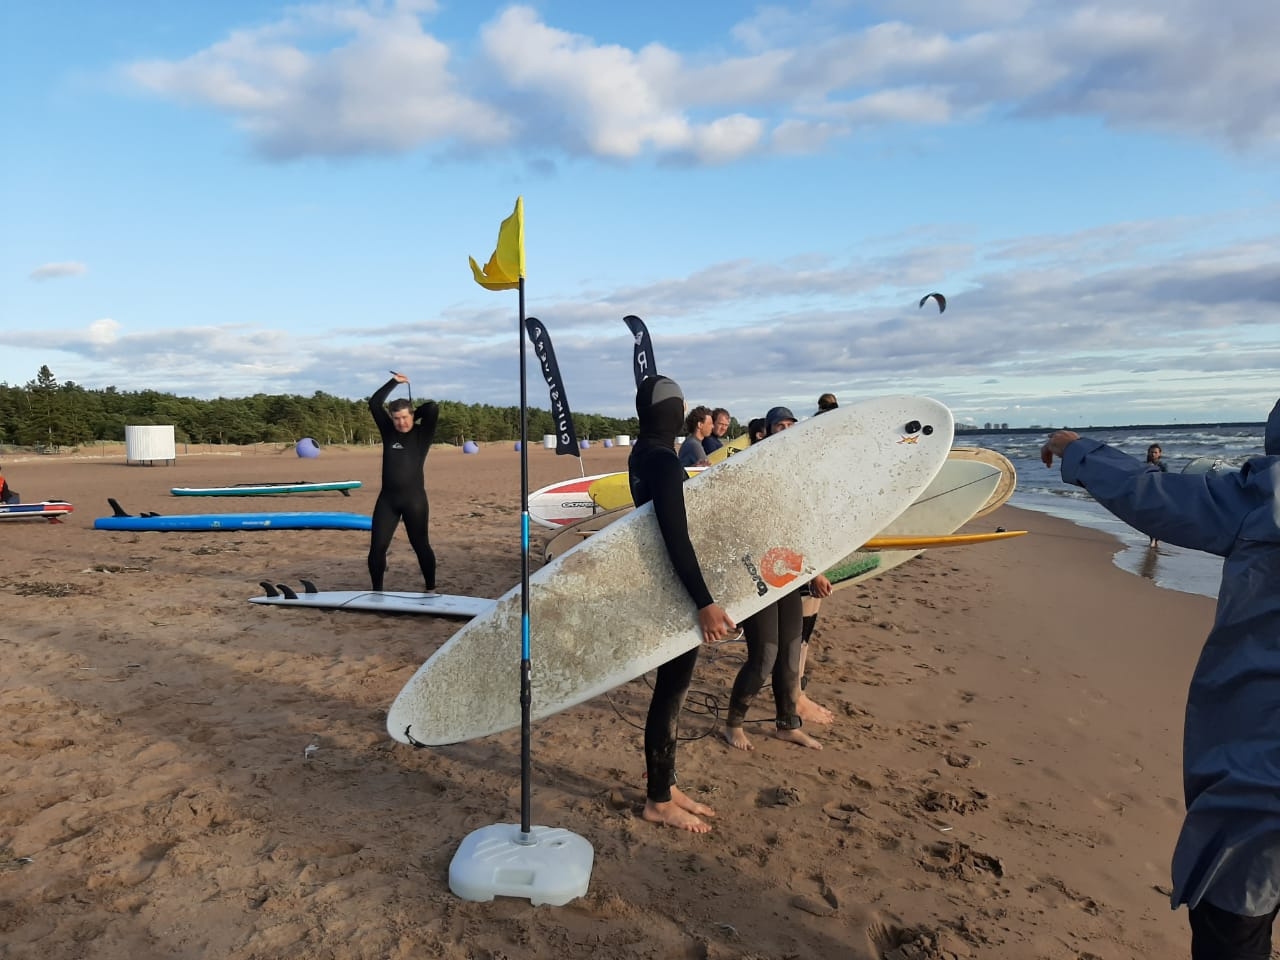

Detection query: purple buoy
xmin=579 ymin=439 xmax=590 ymax=449
xmin=513 ymin=441 xmax=522 ymax=452
xmin=463 ymin=441 xmax=480 ymax=454
xmin=295 ymin=438 xmax=320 ymax=459
xmin=603 ymin=438 xmax=614 ymax=448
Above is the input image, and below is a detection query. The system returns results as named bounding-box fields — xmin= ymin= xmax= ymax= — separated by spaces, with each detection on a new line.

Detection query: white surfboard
xmin=526 ymin=473 xmax=618 ymax=529
xmin=387 ymin=395 xmax=954 ymax=746
xmin=251 ymin=590 xmax=494 ymax=618
xmin=827 ymin=457 xmax=1003 ymax=592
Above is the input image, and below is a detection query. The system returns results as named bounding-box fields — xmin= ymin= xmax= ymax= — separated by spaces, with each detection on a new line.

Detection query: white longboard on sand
xmin=387 ymin=395 xmax=954 ymax=746
xmin=250 ymin=582 xmax=493 ymax=618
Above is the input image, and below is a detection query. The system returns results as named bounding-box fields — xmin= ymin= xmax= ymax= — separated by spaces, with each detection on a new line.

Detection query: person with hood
xmin=628 ymin=375 xmax=737 ymax=833
xmin=1041 ymin=400 xmax=1280 ymax=960
xmin=722 ymin=406 xmax=829 ymax=752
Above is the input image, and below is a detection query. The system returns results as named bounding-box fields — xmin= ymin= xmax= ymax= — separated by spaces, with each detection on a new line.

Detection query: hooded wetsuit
xmin=628 ymin=375 xmax=715 ymax=804
xmin=368 ymin=378 xmax=439 ymax=591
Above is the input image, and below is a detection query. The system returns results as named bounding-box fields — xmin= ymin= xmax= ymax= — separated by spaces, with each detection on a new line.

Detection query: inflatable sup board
xmin=251 ymin=581 xmax=493 ymax=617
xmin=0 ymin=500 xmax=75 ymax=523
xmin=172 ymin=480 xmax=361 ymax=497
xmin=387 ymin=395 xmax=954 ymax=746
xmin=94 ymin=499 xmax=371 ymax=532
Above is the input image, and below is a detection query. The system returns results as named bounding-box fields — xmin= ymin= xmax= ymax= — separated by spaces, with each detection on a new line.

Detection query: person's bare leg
xmin=775 ymin=727 xmax=822 ymax=750
xmin=643 ymin=787 xmax=714 ymax=833
xmin=796 ymin=645 xmax=834 ymax=723
xmin=723 ymin=725 xmax=753 ymax=751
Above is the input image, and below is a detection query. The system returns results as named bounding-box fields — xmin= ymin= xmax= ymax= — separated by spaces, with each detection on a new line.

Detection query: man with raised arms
xmin=629 ymin=375 xmax=736 ymax=833
xmin=367 ymin=372 xmax=440 ymax=593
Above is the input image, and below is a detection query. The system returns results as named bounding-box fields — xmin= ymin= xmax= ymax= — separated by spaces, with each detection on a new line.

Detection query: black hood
xmin=636 ymin=375 xmax=685 ymax=444
xmin=1266 ymin=398 xmax=1280 ymax=456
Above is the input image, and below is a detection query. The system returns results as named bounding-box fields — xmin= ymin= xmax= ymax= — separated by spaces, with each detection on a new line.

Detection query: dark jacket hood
xmin=636 ymin=375 xmax=685 ymax=445
xmin=1266 ymin=398 xmax=1280 ymax=456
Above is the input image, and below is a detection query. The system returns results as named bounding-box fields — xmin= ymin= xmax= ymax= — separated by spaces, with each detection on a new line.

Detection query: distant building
xmin=1000 ymin=422 xmax=1008 ymax=430
xmin=984 ymin=422 xmax=992 ymax=430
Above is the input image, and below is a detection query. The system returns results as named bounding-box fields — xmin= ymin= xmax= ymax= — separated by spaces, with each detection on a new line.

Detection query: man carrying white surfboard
xmin=629 ymin=375 xmax=736 ymax=834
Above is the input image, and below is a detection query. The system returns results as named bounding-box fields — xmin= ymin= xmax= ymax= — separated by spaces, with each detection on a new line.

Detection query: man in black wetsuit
xmin=628 ymin=375 xmax=736 ymax=833
xmin=368 ymin=372 xmax=439 ymax=593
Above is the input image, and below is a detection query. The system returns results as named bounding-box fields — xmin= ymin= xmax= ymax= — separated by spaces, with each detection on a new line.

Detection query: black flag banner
xmin=623 ymin=314 xmax=656 ymax=387
xmin=524 ymin=317 xmax=580 ymax=457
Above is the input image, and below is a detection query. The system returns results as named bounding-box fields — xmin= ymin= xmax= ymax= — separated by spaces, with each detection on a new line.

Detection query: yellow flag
xmin=468 ymin=196 xmax=524 ymax=290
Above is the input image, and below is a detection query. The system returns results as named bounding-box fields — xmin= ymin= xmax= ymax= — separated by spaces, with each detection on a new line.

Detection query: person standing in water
xmin=629 ymin=375 xmax=737 ymax=833
xmin=1145 ymin=444 xmax=1169 ymax=547
xmin=368 ymin=372 xmax=439 ymax=593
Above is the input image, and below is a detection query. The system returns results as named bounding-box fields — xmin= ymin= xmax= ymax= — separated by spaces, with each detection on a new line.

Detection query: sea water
xmin=956 ymin=423 xmax=1269 ymax=600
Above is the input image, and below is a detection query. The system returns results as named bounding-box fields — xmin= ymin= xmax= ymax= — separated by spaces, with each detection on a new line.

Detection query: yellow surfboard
xmin=705 ymin=434 xmax=750 ymax=464
xmin=588 ymin=466 xmax=705 ymax=510
xmin=862 ymin=530 xmax=1026 ymax=550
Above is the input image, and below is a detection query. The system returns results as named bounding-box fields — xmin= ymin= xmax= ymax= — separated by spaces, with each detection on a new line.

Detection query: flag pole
xmin=449 ymin=196 xmax=592 ymax=906
xmin=517 ymin=276 xmax=533 ymax=841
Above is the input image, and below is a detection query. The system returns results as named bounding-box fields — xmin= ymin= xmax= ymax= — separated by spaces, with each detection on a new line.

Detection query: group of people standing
xmin=367 ymin=370 xmax=1280 ymax=959
xmin=627 ymin=378 xmax=845 ymax=833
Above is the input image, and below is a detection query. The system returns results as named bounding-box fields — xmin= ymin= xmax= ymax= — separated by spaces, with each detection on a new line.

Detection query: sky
xmin=1 ymin=0 xmax=1277 ymax=428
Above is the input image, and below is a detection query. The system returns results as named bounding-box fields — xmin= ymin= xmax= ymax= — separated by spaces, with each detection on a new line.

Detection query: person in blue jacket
xmin=1041 ymin=399 xmax=1280 ymax=960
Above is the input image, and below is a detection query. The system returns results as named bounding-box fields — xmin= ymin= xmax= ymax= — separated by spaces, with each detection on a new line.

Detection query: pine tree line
xmin=0 ymin=366 xmax=640 ymax=450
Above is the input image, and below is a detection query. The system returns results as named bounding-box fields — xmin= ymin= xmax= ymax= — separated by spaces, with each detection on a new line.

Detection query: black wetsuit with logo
xmin=368 ymin=378 xmax=439 ymax=591
xmin=628 ymin=376 xmax=715 ymax=805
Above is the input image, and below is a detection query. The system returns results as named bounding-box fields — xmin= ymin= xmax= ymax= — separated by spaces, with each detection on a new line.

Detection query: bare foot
xmin=776 ymin=727 xmax=823 ymax=750
xmin=723 ymin=726 xmax=754 ymax=751
xmin=797 ymin=693 xmax=834 ymax=725
xmin=643 ymin=789 xmax=714 ymax=833
xmin=669 ymin=786 xmax=715 ymax=819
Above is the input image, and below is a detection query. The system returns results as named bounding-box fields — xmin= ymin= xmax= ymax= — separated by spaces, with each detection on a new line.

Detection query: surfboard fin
xmin=300 ymin=579 xmax=318 ymax=594
xmin=259 ymin=581 xmax=280 ymax=597
xmin=108 ymin=497 xmax=131 ymax=517
xmin=340 ymin=488 xmax=350 ymax=497
xmin=276 ymin=583 xmax=299 ymax=600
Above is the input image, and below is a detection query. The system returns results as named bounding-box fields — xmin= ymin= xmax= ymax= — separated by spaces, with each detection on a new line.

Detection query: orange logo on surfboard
xmin=759 ymin=547 xmax=805 ymax=588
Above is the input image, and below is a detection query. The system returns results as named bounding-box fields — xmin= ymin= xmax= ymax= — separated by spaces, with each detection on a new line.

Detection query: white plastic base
xmin=448 ymin=823 xmax=594 ymax=906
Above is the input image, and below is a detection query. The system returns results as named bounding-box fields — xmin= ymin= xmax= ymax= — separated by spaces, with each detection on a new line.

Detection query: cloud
xmin=8 ymin=216 xmax=1276 ymax=424
xmin=30 ymin=261 xmax=88 ymax=281
xmin=119 ymin=1 xmax=1280 ymax=164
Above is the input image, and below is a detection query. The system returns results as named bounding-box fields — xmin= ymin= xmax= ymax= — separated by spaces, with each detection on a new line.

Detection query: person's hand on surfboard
xmin=1040 ymin=430 xmax=1081 ymax=468
xmin=808 ymin=574 xmax=833 ymax=599
xmin=697 ymin=602 xmax=736 ymax=644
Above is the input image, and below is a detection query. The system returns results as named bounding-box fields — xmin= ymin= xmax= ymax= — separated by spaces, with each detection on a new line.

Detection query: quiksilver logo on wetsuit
xmin=391 ymin=442 xmax=404 ymax=449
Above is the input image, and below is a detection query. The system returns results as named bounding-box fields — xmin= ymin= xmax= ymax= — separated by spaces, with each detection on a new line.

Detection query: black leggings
xmin=1190 ymin=900 xmax=1279 ymax=960
xmin=727 ymin=591 xmax=803 ymax=729
xmin=368 ymin=491 xmax=436 ymax=591
xmin=644 ymin=646 xmax=699 ymax=804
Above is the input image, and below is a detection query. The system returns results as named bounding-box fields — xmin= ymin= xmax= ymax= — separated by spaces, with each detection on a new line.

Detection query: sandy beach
xmin=0 ymin=443 xmax=1216 ymax=959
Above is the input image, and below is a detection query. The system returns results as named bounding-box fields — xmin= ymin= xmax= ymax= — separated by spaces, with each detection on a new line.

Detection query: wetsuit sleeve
xmin=648 ymin=456 xmax=715 ymax=609
xmin=368 ymin=378 xmax=397 ymax=434
xmin=1063 ymin=438 xmax=1250 ymax=556
xmin=415 ymin=401 xmax=439 ymax=443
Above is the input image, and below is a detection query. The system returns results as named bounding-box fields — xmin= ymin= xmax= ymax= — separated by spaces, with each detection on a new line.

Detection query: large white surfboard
xmin=387 ymin=396 xmax=954 ymax=746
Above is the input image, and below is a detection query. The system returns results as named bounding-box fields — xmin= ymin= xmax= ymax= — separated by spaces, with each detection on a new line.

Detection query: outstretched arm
xmin=415 ymin=400 xmax=439 ymax=442
xmin=1044 ymin=432 xmax=1250 ymax=555
xmin=368 ymin=375 xmax=403 ymax=432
